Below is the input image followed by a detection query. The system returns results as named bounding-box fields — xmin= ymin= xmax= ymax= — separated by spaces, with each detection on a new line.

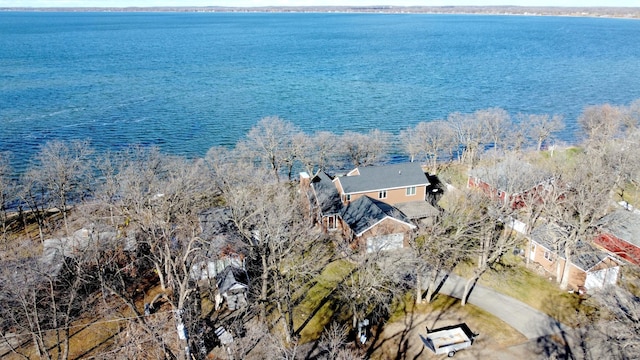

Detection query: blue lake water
xmin=1 ymin=12 xmax=640 ymax=170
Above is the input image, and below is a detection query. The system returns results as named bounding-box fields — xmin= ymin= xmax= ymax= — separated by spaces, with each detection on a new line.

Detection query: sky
xmin=1 ymin=0 xmax=639 ymax=7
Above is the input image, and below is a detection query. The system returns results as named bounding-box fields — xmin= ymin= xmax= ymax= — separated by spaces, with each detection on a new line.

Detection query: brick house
xmin=339 ymin=195 xmax=416 ymax=252
xmin=468 ymin=158 xmax=554 ymax=209
xmin=301 ymin=162 xmax=438 ymax=251
xmin=528 ymin=224 xmax=619 ymax=292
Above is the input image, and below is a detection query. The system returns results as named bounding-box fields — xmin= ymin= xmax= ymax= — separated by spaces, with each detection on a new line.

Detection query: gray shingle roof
xmin=341 ymin=196 xmax=413 ymax=236
xmin=338 ymin=162 xmax=429 ymax=194
xmin=216 ymin=266 xmax=249 ymax=294
xmin=311 ymin=171 xmax=343 ymax=215
xmin=469 ymin=158 xmax=552 ymax=194
xmin=530 ymin=223 xmax=610 ymax=271
xmin=598 ymin=209 xmax=640 ymax=248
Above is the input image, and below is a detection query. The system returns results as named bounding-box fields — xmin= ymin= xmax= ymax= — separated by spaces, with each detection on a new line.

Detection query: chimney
xmin=299 ymin=172 xmax=311 ymax=190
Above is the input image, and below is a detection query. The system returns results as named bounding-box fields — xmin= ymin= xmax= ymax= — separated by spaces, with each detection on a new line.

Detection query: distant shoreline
xmin=1 ymin=6 xmax=639 ymax=19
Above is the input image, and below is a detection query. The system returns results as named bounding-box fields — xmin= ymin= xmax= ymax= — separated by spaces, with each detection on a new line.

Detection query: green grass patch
xmin=614 ymin=182 xmax=640 ymax=208
xmin=389 ymin=290 xmax=524 ymax=344
xmin=454 ymin=254 xmax=592 ymax=325
xmin=371 ymin=292 xmax=526 ymax=359
xmin=437 ymin=163 xmax=469 ymax=189
xmin=294 ymin=259 xmax=354 ymax=343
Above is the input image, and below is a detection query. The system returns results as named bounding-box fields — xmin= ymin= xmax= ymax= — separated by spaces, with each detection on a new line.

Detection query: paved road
xmin=437 ymin=273 xmax=569 ymax=340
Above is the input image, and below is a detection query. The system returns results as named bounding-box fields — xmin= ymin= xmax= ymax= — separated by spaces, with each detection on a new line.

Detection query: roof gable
xmin=341 ymin=196 xmax=414 ymax=236
xmin=216 ymin=266 xmax=249 ymax=293
xmin=338 ymin=162 xmax=429 ymax=194
xmin=310 ymin=171 xmax=343 ymax=215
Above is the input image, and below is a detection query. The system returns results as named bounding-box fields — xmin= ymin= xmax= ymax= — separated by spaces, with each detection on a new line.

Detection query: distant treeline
xmin=2 ymin=6 xmax=639 ymax=19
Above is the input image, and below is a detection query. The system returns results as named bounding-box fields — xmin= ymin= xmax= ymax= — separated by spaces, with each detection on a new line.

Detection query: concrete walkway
xmin=437 ymin=273 xmax=568 ymax=339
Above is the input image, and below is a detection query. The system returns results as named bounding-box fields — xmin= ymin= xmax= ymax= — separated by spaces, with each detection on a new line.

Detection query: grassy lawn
xmin=291 ymin=257 xmax=528 ymax=359
xmin=614 ymin=181 xmax=640 ymax=208
xmin=436 ymin=163 xmax=469 ymax=189
xmin=370 ymin=292 xmax=526 ymax=360
xmin=294 ymin=259 xmax=354 ymax=343
xmin=454 ymin=255 xmax=593 ymax=326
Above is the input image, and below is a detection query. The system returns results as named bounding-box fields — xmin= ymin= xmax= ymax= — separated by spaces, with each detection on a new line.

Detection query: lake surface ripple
xmin=2 ymin=12 xmax=640 ymax=169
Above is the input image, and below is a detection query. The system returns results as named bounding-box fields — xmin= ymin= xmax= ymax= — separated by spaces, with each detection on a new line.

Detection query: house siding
xmin=567 ymin=263 xmax=587 ymax=290
xmin=468 ymin=177 xmax=508 ymax=204
xmin=530 ymin=240 xmax=560 ymax=275
xmin=343 ymin=185 xmax=427 ymax=205
xmin=468 ymin=176 xmax=551 ymax=209
xmin=357 ymin=217 xmax=414 ymax=249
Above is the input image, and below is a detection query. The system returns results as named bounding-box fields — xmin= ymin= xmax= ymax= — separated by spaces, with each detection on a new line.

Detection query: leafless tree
xmin=447 ymin=112 xmax=484 ymax=167
xmin=0 ymin=152 xmax=15 ymax=245
xmin=208 ymin=150 xmax=333 ymax=343
xmin=399 ymin=121 xmax=455 ymax=171
xmin=587 ymin=268 xmax=640 ymax=359
xmin=409 ymin=206 xmax=477 ymax=304
xmin=104 ymin=148 xmax=215 ymax=358
xmin=318 ymin=322 xmax=348 ymax=359
xmin=294 ymin=131 xmax=341 ymax=175
xmin=519 ymin=113 xmax=565 ymax=151
xmin=0 ymin=250 xmax=51 ymax=359
xmin=459 ymin=192 xmax=519 ymax=305
xmin=93 ymin=151 xmax=122 ymax=227
xmin=339 ymin=129 xmax=390 ymax=167
xmin=476 ymin=107 xmax=511 ymax=152
xmin=18 ymin=168 xmax=50 ymax=243
xmin=0 ymin=238 xmax=95 ymax=360
xmin=542 ymin=152 xmax=614 ymax=289
xmin=23 ymin=140 xmax=94 ymax=236
xmin=335 ymin=249 xmax=408 ymax=344
xmin=236 ymin=116 xmax=301 ymax=182
xmin=272 ymin=223 xmax=333 ymax=342
xmin=399 ymin=125 xmax=424 ymax=164
xmin=578 ymin=104 xmax=626 ymax=147
xmin=627 ymin=98 xmax=640 ymax=130
xmin=421 ymin=120 xmax=457 ymax=171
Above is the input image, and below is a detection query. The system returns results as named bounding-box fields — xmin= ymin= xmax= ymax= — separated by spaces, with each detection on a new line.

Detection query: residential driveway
xmin=437 ymin=273 xmax=569 ymax=340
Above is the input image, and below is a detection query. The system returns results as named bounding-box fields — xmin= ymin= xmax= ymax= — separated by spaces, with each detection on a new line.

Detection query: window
xmin=378 ymin=190 xmax=387 ymax=199
xmin=327 ymin=215 xmax=337 ymax=230
xmin=406 ymin=186 xmax=416 ymax=196
xmin=544 ymin=251 xmax=554 ymax=262
xmin=343 ymin=194 xmax=351 ymax=202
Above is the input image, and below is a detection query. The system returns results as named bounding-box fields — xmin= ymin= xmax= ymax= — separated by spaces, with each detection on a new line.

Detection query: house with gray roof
xmin=300 ymin=171 xmax=344 ymax=232
xmin=595 ymin=209 xmax=640 ymax=265
xmin=334 ymin=162 xmax=430 ymax=205
xmin=340 ymin=196 xmax=416 ymax=253
xmin=300 ymin=162 xmax=436 ymax=251
xmin=468 ymin=158 xmax=554 ymax=209
xmin=528 ymin=224 xmax=619 ymax=292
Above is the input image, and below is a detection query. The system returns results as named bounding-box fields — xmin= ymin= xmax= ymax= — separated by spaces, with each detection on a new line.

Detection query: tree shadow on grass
xmin=294 ymin=266 xmax=358 ymax=339
xmin=365 ymin=294 xmax=463 ymax=360
xmin=531 ymin=293 xmax=598 ymax=360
